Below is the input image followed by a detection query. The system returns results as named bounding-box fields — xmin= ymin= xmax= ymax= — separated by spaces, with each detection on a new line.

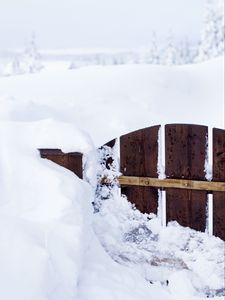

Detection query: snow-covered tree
xmin=3 ymin=55 xmax=24 ymax=76
xmin=215 ymin=0 xmax=225 ymax=55
xmin=196 ymin=0 xmax=225 ymax=61
xmin=21 ymin=32 xmax=44 ymax=73
xmin=11 ymin=56 xmax=23 ymax=74
xmin=4 ymin=33 xmax=44 ymax=76
xmin=179 ymin=37 xmax=193 ymax=64
xmin=162 ymin=32 xmax=179 ymax=65
xmin=146 ymin=32 xmax=161 ymax=64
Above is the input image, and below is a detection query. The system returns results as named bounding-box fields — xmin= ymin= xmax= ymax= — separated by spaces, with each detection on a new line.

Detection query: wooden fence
xmin=107 ymin=124 xmax=225 ymax=241
xmin=39 ymin=124 xmax=225 ymax=241
xmin=39 ymin=149 xmax=83 ymax=179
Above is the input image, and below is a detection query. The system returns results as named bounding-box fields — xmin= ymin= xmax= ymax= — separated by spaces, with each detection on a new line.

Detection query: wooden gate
xmin=120 ymin=126 xmax=159 ymax=214
xmin=39 ymin=124 xmax=225 ymax=241
xmin=118 ymin=124 xmax=225 ymax=241
xmin=39 ymin=149 xmax=83 ymax=179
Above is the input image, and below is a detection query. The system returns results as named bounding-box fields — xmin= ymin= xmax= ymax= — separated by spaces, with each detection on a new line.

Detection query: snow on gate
xmin=39 ymin=123 xmax=225 ymax=241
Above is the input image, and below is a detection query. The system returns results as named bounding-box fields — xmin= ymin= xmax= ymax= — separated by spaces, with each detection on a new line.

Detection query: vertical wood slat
xmin=39 ymin=149 xmax=83 ymax=179
xmin=213 ymin=128 xmax=225 ymax=241
xmin=67 ymin=153 xmax=83 ymax=178
xmin=120 ymin=126 xmax=160 ymax=214
xmin=165 ymin=124 xmax=208 ymax=231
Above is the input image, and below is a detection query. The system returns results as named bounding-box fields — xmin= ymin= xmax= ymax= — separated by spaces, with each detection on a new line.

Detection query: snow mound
xmin=0 ymin=57 xmax=224 ymax=146
xmin=0 ymin=57 xmax=224 ymax=299
xmin=0 ymin=119 xmax=95 ymax=299
xmin=94 ymin=193 xmax=225 ymax=297
xmin=0 ymin=119 xmax=182 ymax=300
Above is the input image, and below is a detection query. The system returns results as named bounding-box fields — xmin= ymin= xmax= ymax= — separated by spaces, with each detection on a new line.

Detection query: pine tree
xmin=146 ymin=32 xmax=160 ymax=64
xmin=215 ymin=0 xmax=225 ymax=55
xmin=21 ymin=32 xmax=44 ymax=73
xmin=179 ymin=37 xmax=192 ymax=64
xmin=162 ymin=32 xmax=178 ymax=65
xmin=12 ymin=56 xmax=23 ymax=74
xmin=196 ymin=0 xmax=224 ymax=61
xmin=3 ymin=55 xmax=24 ymax=76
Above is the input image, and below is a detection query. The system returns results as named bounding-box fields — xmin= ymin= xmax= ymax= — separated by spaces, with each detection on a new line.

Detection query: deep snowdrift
xmin=0 ymin=57 xmax=224 ymax=146
xmin=0 ymin=57 xmax=224 ymax=300
xmin=0 ymin=120 xmax=95 ymax=299
xmin=94 ymin=192 xmax=224 ymax=297
xmin=0 ymin=121 xmax=181 ymax=300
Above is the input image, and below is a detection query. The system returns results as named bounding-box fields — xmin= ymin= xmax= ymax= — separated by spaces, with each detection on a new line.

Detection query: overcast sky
xmin=0 ymin=0 xmax=207 ymax=49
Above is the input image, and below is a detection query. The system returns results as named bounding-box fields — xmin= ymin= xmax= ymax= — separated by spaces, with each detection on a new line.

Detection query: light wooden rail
xmin=118 ymin=176 xmax=225 ymax=192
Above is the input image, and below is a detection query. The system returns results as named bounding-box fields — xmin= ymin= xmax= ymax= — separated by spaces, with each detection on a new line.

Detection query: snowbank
xmin=0 ymin=118 xmax=186 ymax=300
xmin=0 ymin=119 xmax=95 ymax=299
xmin=0 ymin=57 xmax=224 ymax=299
xmin=94 ymin=193 xmax=225 ymax=297
xmin=0 ymin=57 xmax=224 ymax=146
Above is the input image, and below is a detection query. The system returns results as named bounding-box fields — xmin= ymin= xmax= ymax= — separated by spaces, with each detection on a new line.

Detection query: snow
xmin=0 ymin=56 xmax=224 ymax=299
xmin=93 ymin=192 xmax=225 ymax=296
xmin=0 ymin=121 xmax=175 ymax=300
xmin=0 ymin=57 xmax=224 ymax=146
xmin=0 ymin=119 xmax=96 ymax=299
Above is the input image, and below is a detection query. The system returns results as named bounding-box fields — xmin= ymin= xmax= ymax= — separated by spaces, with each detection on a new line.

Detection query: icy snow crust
xmin=0 ymin=57 xmax=224 ymax=299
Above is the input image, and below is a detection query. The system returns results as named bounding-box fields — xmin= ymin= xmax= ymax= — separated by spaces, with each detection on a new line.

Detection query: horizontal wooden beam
xmin=118 ymin=176 xmax=225 ymax=192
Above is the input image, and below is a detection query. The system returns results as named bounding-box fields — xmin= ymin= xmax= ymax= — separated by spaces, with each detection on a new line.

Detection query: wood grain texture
xmin=165 ymin=124 xmax=208 ymax=232
xmin=39 ymin=149 xmax=83 ymax=178
xmin=118 ymin=176 xmax=225 ymax=192
xmin=213 ymin=128 xmax=225 ymax=241
xmin=120 ymin=126 xmax=160 ymax=214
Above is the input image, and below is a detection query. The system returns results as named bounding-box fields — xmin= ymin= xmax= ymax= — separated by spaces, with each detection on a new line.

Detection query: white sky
xmin=0 ymin=0 xmax=207 ymax=49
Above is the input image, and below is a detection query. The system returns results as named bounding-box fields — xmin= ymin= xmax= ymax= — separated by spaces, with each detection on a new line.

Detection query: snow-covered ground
xmin=0 ymin=57 xmax=224 ymax=146
xmin=0 ymin=56 xmax=224 ymax=300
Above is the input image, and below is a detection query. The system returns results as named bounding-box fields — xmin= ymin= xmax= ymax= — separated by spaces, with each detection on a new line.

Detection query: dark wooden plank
xmin=165 ymin=124 xmax=208 ymax=231
xmin=104 ymin=139 xmax=116 ymax=149
xmin=67 ymin=152 xmax=83 ymax=178
xmin=39 ymin=149 xmax=68 ymax=169
xmin=39 ymin=149 xmax=63 ymax=156
xmin=213 ymin=128 xmax=225 ymax=241
xmin=120 ymin=125 xmax=160 ymax=214
xmin=39 ymin=149 xmax=83 ymax=178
